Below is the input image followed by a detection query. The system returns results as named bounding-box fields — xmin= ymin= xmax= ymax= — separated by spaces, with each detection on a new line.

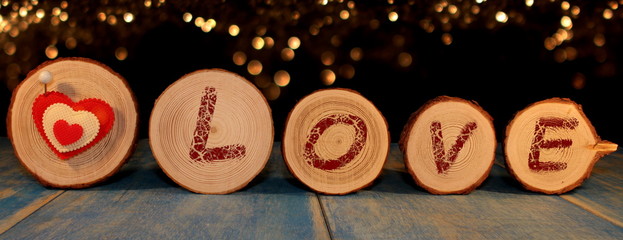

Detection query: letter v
xmin=430 ymin=121 xmax=478 ymax=174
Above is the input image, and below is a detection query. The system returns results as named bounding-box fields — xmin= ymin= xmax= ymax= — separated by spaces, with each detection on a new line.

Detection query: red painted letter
xmin=528 ymin=117 xmax=579 ymax=172
xmin=430 ymin=121 xmax=478 ymax=174
xmin=304 ymin=114 xmax=367 ymax=171
xmin=189 ymin=87 xmax=246 ymax=162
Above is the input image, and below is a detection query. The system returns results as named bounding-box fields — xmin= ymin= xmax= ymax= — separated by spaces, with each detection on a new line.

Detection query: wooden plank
xmin=319 ymin=144 xmax=623 ymax=239
xmin=0 ymin=138 xmax=65 ymax=234
xmin=559 ymin=150 xmax=623 ymax=227
xmin=1 ymin=141 xmax=330 ymax=239
xmin=496 ymin=143 xmax=623 ymax=227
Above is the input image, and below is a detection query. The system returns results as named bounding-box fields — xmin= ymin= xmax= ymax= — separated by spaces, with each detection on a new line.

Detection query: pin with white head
xmin=39 ymin=71 xmax=52 ymax=94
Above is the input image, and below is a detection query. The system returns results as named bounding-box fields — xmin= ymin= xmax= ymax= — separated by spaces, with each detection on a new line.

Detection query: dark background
xmin=1 ymin=1 xmax=622 ymax=145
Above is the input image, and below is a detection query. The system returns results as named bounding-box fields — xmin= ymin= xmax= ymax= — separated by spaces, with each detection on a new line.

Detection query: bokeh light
xmin=321 ymin=51 xmax=335 ymax=66
xmin=288 ymin=36 xmax=301 ymax=49
xmin=115 ymin=47 xmax=128 ymax=61
xmin=263 ymin=83 xmax=280 ymax=100
xmin=339 ymin=64 xmax=355 ymax=79
xmin=281 ymin=48 xmax=295 ymax=61
xmin=350 ymin=47 xmax=363 ymax=61
xmin=495 ymin=11 xmax=508 ymax=23
xmin=124 ymin=13 xmax=134 ymax=23
xmin=398 ymin=52 xmax=412 ymax=67
xmin=252 ymin=37 xmax=265 ymax=50
xmin=388 ymin=11 xmax=398 ymax=22
xmin=340 ymin=10 xmax=350 ymax=20
xmin=45 ymin=45 xmax=58 ymax=59
xmin=274 ymin=70 xmax=290 ymax=87
xmin=264 ymin=37 xmax=274 ymax=49
xmin=247 ymin=60 xmax=263 ymax=75
xmin=442 ymin=33 xmax=453 ymax=45
xmin=321 ymin=69 xmax=336 ymax=85
xmin=233 ymin=51 xmax=247 ymax=65
xmin=183 ymin=12 xmax=192 ymax=22
xmin=561 ymin=16 xmax=572 ymax=29
xmin=228 ymin=25 xmax=240 ymax=36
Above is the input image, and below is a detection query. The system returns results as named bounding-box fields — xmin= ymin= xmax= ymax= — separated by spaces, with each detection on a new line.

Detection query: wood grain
xmin=400 ymin=96 xmax=496 ymax=194
xmin=282 ymin=88 xmax=390 ymax=195
xmin=7 ymin=58 xmax=138 ymax=188
xmin=505 ymin=98 xmax=617 ymax=194
xmin=150 ymin=69 xmax=274 ymax=194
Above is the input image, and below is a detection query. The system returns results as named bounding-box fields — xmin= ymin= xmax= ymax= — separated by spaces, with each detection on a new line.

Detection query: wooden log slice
xmin=399 ymin=96 xmax=496 ymax=194
xmin=505 ymin=98 xmax=618 ymax=194
xmin=149 ymin=69 xmax=273 ymax=194
xmin=282 ymin=89 xmax=390 ymax=195
xmin=7 ymin=57 xmax=138 ymax=188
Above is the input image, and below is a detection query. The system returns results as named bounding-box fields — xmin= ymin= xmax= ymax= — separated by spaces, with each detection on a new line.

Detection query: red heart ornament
xmin=32 ymin=91 xmax=115 ymax=160
xmin=53 ymin=120 xmax=84 ymax=145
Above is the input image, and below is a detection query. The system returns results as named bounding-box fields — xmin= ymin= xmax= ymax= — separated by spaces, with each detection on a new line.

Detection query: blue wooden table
xmin=1 ymin=137 xmax=622 ymax=239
